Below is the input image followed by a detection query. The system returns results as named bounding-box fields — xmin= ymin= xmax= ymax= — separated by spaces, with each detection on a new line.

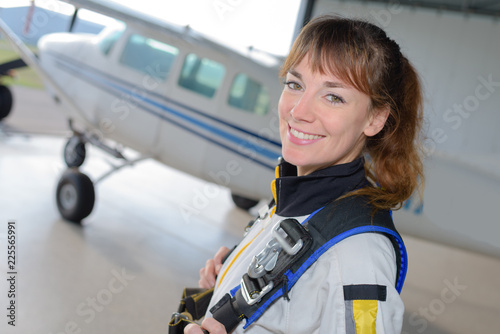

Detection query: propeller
xmin=68 ymin=7 xmax=79 ymax=32
xmin=22 ymin=0 xmax=35 ymax=35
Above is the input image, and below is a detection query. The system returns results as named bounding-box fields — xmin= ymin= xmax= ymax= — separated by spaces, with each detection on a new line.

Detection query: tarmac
xmin=1 ymin=85 xmax=499 ymax=333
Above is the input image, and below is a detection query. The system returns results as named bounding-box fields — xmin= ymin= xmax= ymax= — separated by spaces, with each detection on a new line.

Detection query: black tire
xmin=64 ymin=136 xmax=86 ymax=168
xmin=56 ymin=169 xmax=95 ymax=223
xmin=0 ymin=85 xmax=13 ymax=121
xmin=231 ymin=193 xmax=259 ymax=211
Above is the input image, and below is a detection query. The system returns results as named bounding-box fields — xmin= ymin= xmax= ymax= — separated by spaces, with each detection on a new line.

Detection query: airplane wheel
xmin=231 ymin=193 xmax=259 ymax=211
xmin=64 ymin=136 xmax=86 ymax=167
xmin=56 ymin=168 xmax=95 ymax=223
xmin=0 ymin=85 xmax=13 ymax=121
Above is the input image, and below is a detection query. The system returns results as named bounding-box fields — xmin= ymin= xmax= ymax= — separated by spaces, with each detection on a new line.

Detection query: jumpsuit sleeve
xmin=283 ymin=233 xmax=404 ymax=334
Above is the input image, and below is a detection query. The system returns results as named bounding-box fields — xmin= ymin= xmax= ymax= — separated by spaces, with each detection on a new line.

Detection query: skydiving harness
xmin=168 ymin=195 xmax=408 ymax=334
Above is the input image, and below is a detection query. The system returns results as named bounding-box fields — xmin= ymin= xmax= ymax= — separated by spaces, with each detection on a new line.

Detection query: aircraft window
xmin=98 ymin=24 xmax=125 ymax=55
xmin=178 ymin=54 xmax=226 ymax=98
xmin=228 ymin=73 xmax=270 ymax=115
xmin=119 ymin=34 xmax=179 ymax=81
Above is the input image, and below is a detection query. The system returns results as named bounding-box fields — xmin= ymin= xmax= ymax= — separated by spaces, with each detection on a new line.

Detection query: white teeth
xmin=290 ymin=127 xmax=323 ymax=140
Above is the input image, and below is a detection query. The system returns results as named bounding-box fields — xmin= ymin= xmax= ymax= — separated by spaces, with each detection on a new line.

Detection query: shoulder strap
xmin=210 ymin=196 xmax=408 ymax=331
xmin=301 ymin=195 xmax=407 ymax=293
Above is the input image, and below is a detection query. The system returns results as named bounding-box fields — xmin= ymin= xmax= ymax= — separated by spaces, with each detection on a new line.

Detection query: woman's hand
xmin=185 ymin=318 xmax=227 ymax=334
xmin=198 ymin=246 xmax=230 ymax=289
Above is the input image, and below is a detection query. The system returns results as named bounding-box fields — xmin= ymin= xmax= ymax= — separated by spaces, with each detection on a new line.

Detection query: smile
xmin=289 ymin=126 xmax=325 ymax=140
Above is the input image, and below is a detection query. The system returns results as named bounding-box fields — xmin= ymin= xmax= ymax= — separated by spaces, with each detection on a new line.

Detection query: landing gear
xmin=56 ymin=168 xmax=95 ymax=223
xmin=0 ymin=85 xmax=13 ymax=121
xmin=64 ymin=135 xmax=86 ymax=167
xmin=56 ymin=120 xmax=147 ymax=223
xmin=231 ymin=193 xmax=259 ymax=211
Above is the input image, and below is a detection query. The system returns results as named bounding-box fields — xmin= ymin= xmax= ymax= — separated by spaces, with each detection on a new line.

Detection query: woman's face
xmin=278 ymin=56 xmax=386 ymax=176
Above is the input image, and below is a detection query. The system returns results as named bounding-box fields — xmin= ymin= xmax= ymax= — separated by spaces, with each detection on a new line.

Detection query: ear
xmin=364 ymin=107 xmax=390 ymax=137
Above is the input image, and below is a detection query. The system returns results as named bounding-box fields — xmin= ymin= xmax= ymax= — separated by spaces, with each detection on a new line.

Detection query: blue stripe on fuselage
xmin=49 ymin=52 xmax=282 ymax=169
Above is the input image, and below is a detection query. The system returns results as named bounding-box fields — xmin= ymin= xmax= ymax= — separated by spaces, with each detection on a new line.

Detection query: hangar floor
xmin=1 ymin=86 xmax=499 ymax=333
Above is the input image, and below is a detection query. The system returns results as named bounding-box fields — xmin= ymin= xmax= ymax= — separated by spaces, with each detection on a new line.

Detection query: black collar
xmin=274 ymin=157 xmax=367 ymax=217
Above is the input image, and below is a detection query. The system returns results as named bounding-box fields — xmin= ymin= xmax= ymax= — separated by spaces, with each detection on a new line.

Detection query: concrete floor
xmin=1 ymin=86 xmax=500 ymax=333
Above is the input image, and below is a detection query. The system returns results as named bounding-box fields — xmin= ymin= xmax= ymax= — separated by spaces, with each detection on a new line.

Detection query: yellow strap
xmin=353 ymin=300 xmax=378 ymax=333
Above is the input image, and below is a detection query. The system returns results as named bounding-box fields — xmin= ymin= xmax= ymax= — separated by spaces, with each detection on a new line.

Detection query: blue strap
xmin=243 ymin=225 xmax=408 ymax=329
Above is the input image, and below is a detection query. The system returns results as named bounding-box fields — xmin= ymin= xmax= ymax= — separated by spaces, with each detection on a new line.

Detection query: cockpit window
xmin=228 ymin=73 xmax=270 ymax=115
xmin=98 ymin=23 xmax=125 ymax=55
xmin=119 ymin=34 xmax=179 ymax=81
xmin=178 ymin=53 xmax=226 ymax=98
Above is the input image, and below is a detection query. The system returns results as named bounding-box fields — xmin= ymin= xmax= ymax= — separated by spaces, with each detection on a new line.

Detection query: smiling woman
xmin=184 ymin=15 xmax=425 ymax=334
xmin=279 ymin=59 xmax=385 ymax=176
xmin=279 ymin=16 xmax=424 ymax=209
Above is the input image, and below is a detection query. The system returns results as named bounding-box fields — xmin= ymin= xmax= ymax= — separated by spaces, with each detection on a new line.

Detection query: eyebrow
xmin=288 ymin=69 xmax=346 ymax=89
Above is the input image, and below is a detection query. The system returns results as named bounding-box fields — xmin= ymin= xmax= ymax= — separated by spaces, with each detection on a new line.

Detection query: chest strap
xmin=208 ymin=196 xmax=407 ymax=333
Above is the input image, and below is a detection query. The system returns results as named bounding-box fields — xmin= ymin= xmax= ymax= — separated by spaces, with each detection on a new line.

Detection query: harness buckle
xmin=172 ymin=312 xmax=189 ymax=322
xmin=247 ymin=219 xmax=305 ymax=279
xmin=248 ymin=238 xmax=281 ymax=278
xmin=240 ymin=276 xmax=274 ymax=306
xmin=272 ymin=219 xmax=303 ymax=256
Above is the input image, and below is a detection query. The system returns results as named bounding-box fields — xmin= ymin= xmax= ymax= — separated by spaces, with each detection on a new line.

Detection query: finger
xmin=213 ymin=247 xmax=230 ymax=275
xmin=199 ymin=276 xmax=212 ymax=289
xmin=199 ymin=263 xmax=216 ymax=289
xmin=184 ymin=323 xmax=204 ymax=334
xmin=201 ymin=317 xmax=227 ymax=334
xmin=198 ymin=269 xmax=210 ymax=289
xmin=205 ymin=258 xmax=215 ymax=276
xmin=204 ymin=259 xmax=216 ymax=287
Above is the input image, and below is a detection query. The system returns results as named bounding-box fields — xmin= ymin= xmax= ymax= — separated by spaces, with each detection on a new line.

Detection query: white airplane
xmin=0 ymin=0 xmax=283 ymax=219
xmin=1 ymin=0 xmax=499 ymax=260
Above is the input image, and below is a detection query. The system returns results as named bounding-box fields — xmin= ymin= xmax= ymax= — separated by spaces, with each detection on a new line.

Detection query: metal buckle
xmin=241 ymin=278 xmax=274 ymax=305
xmin=272 ymin=220 xmax=303 ymax=255
xmin=248 ymin=238 xmax=281 ymax=278
xmin=171 ymin=312 xmax=190 ymax=324
xmin=247 ymin=219 xmax=304 ymax=279
xmin=244 ymin=205 xmax=270 ymax=236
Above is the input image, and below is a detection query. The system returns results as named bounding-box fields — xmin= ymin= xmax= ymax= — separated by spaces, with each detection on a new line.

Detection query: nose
xmin=290 ymin=92 xmax=315 ymax=123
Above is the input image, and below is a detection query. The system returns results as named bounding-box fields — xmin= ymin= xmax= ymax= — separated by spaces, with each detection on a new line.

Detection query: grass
xmin=0 ymin=39 xmax=44 ymax=89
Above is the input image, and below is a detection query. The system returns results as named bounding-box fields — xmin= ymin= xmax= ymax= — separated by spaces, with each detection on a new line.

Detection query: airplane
xmin=0 ymin=0 xmax=284 ymax=220
xmin=1 ymin=0 xmax=499 ymax=261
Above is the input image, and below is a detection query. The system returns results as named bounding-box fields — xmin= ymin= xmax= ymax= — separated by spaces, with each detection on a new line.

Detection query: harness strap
xmin=209 ymin=196 xmax=407 ymax=332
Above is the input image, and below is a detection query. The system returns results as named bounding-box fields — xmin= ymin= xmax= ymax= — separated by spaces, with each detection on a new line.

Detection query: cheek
xmin=278 ymin=95 xmax=289 ymax=128
xmin=277 ymin=93 xmax=287 ymax=117
xmin=322 ymin=117 xmax=363 ymax=145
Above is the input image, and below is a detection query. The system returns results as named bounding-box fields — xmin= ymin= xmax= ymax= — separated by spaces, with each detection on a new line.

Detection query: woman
xmin=186 ymin=14 xmax=423 ymax=334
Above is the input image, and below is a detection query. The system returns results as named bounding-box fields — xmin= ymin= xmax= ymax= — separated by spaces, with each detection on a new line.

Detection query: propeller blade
xmin=22 ymin=0 xmax=35 ymax=35
xmin=68 ymin=7 xmax=79 ymax=32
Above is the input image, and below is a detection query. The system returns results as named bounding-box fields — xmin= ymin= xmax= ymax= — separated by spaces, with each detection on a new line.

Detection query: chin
xmin=281 ymin=150 xmax=310 ymax=168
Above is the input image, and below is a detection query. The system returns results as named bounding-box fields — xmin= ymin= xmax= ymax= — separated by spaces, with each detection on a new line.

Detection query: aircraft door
xmin=94 ymin=32 xmax=180 ymax=154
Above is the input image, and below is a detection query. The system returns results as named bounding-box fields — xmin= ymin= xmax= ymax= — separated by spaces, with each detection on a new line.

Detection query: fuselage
xmin=38 ymin=22 xmax=283 ymax=202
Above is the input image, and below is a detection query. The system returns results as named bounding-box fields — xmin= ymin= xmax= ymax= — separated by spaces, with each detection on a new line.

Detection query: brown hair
xmin=280 ymin=15 xmax=424 ymax=210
